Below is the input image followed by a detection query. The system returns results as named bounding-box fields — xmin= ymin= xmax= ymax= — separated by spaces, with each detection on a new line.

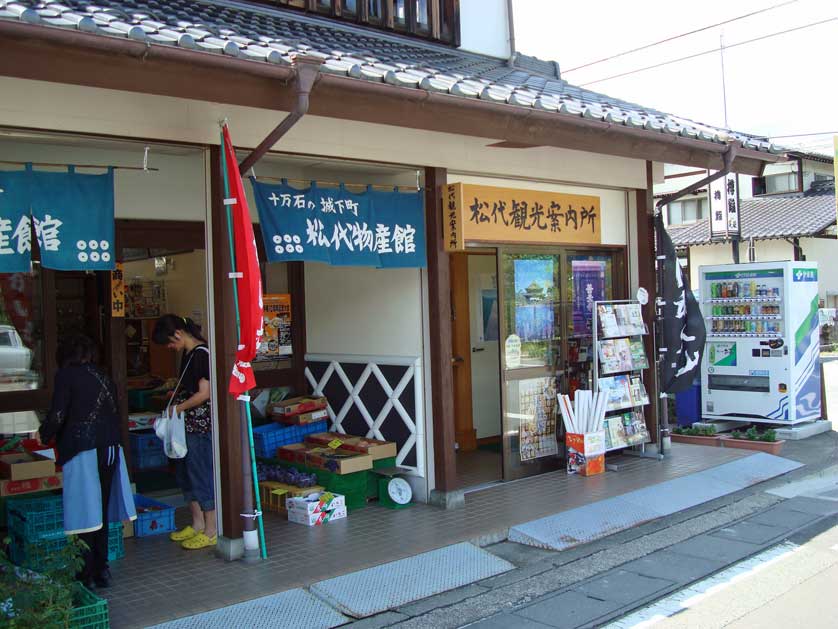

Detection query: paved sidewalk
xmin=465 ymin=496 xmax=838 ymax=629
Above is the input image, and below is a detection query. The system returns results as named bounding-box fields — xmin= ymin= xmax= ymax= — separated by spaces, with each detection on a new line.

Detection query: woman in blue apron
xmin=39 ymin=334 xmax=136 ymax=589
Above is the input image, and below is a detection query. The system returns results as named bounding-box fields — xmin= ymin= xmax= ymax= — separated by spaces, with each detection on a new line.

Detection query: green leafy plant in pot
xmin=1 ymin=535 xmax=87 ymax=627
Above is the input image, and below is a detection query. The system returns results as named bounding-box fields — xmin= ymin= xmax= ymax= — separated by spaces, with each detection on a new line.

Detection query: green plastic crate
xmin=6 ymin=493 xmax=64 ymax=539
xmin=10 ymin=523 xmax=124 ymax=571
xmin=271 ymin=459 xmax=369 ymax=510
xmin=70 ymin=584 xmax=109 ymax=629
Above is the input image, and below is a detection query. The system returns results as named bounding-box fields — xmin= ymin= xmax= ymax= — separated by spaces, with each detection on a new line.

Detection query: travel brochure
xmin=596 ymin=303 xmax=647 ymax=338
xmin=603 ymin=410 xmax=650 ymax=450
xmin=598 ymin=375 xmax=649 ymax=411
xmin=598 ymin=338 xmax=647 ymax=374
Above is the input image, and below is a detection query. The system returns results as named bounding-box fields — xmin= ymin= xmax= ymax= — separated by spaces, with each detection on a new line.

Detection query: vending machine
xmin=700 ymin=261 xmax=820 ymax=424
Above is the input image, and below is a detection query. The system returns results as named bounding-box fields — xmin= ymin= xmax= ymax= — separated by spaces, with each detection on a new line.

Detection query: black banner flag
xmin=657 ymin=214 xmax=706 ymax=393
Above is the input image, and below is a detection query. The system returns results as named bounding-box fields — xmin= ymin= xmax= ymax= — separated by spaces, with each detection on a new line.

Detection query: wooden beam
xmin=637 ymin=163 xmax=659 ymax=442
xmin=210 ymin=145 xmax=244 ymax=539
xmin=424 ymin=167 xmax=458 ymax=492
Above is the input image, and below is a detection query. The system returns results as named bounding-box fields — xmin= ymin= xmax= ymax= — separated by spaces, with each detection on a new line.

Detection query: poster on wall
xmin=571 ymin=260 xmax=606 ymax=335
xmin=517 ymin=377 xmax=559 ymax=462
xmin=257 ymin=294 xmax=292 ymax=360
xmin=251 ymin=179 xmax=426 ymax=268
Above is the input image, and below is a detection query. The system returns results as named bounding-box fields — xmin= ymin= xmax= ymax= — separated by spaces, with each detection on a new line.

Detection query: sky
xmin=512 ymin=0 xmax=837 ymax=154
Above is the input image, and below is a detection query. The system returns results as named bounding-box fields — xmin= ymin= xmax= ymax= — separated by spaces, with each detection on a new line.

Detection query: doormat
xmin=509 ymin=452 xmax=802 ymax=551
xmin=310 ymin=542 xmax=513 ymax=618
xmin=145 ymin=588 xmax=347 ymax=629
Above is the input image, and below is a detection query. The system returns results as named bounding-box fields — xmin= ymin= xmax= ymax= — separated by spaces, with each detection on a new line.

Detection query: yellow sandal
xmin=181 ymin=532 xmax=217 ymax=550
xmin=170 ymin=525 xmax=199 ymax=542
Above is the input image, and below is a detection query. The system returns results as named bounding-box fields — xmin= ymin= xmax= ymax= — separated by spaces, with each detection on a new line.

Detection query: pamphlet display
xmin=593 ymin=300 xmax=651 ymax=452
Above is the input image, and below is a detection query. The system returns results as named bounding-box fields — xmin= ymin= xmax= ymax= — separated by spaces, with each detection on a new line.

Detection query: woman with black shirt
xmin=152 ymin=314 xmax=216 ymax=550
xmin=39 ymin=334 xmax=136 ymax=588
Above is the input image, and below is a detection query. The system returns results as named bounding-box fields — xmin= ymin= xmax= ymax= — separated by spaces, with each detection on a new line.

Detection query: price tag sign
xmin=327 ymin=439 xmax=343 ymax=450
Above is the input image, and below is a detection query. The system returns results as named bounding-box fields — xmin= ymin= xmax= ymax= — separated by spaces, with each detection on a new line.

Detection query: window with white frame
xmin=667 ymin=197 xmax=708 ymax=225
xmin=764 ymin=172 xmax=798 ymax=194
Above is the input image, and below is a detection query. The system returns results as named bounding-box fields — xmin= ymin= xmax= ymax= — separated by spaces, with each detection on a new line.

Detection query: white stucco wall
xmin=458 ymin=0 xmax=510 ymax=59
xmin=304 ymin=263 xmax=424 ymax=357
xmin=0 ymin=139 xmax=208 ymax=221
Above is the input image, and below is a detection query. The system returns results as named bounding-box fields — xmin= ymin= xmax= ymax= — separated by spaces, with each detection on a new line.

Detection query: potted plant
xmin=1 ymin=536 xmax=109 ymax=627
xmin=721 ymin=427 xmax=785 ymax=455
xmin=670 ymin=424 xmax=722 ymax=447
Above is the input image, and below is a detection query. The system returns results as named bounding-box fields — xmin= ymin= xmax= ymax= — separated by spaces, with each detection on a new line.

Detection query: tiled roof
xmin=668 ymin=181 xmax=836 ymax=247
xmin=0 ymin=0 xmax=785 ymax=156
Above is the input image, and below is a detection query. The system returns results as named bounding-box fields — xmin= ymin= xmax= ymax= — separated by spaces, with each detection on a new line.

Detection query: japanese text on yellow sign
xmin=442 ymin=183 xmax=601 ymax=251
xmin=111 ymin=263 xmax=124 ymax=317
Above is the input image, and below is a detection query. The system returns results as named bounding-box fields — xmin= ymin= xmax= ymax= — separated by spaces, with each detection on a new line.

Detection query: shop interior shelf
xmin=706 ymin=315 xmax=782 ymax=320
xmin=705 ymin=297 xmax=781 ymax=304
xmin=708 ymin=333 xmax=781 ymax=338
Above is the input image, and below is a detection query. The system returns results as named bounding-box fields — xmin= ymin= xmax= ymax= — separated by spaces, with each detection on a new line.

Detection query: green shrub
xmin=759 ymin=429 xmax=777 ymax=443
xmin=0 ymin=535 xmax=86 ymax=627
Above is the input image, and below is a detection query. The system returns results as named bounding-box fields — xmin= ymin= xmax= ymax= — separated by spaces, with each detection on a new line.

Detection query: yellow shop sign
xmin=443 ymin=183 xmax=601 ymax=251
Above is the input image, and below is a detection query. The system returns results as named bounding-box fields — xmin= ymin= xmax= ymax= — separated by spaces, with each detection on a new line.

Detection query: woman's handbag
xmin=155 ymin=352 xmax=198 ymax=460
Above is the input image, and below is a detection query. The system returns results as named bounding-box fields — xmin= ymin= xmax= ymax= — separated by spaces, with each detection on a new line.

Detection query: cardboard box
xmin=274 ymin=408 xmax=330 ymax=425
xmin=0 ymin=452 xmax=56 ymax=481
xmin=566 ymin=432 xmax=606 ymax=477
xmin=286 ymin=491 xmax=346 ymax=515
xmin=287 ymin=505 xmax=347 ymax=526
xmin=270 ymin=396 xmax=328 ymax=418
xmin=277 ymin=443 xmax=373 ymax=475
xmin=0 ymin=473 xmax=63 ymax=497
xmin=305 ymin=433 xmax=397 ymax=460
xmin=258 ymin=481 xmax=324 ymax=513
xmin=123 ymin=519 xmax=135 ymax=538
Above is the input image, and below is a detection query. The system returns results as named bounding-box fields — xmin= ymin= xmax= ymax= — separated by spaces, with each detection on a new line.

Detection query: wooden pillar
xmin=424 ymin=167 xmax=458 ymax=492
xmin=637 ymin=162 xmax=659 ymax=441
xmin=210 ymin=145 xmax=244 ymax=539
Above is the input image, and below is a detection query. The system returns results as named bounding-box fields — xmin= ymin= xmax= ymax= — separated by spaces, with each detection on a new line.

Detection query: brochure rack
xmin=592 ymin=300 xmax=652 ymax=453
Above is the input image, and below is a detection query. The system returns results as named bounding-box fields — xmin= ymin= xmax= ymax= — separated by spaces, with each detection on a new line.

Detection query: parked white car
xmin=0 ymin=324 xmax=32 ymax=374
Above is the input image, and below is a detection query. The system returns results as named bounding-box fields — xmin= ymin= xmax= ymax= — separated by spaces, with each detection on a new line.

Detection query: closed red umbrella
xmin=220 ymin=123 xmax=266 ymax=559
xmin=222 ymin=124 xmax=264 ymax=395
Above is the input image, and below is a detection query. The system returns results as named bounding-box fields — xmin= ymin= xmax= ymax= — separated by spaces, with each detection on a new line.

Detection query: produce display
xmin=256 ymin=462 xmax=319 ymax=487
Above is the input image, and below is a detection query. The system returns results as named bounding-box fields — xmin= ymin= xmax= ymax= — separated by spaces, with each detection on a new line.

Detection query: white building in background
xmin=656 ymin=152 xmax=837 ymax=307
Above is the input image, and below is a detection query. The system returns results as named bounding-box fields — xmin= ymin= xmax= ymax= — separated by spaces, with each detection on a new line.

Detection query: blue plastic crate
xmin=133 ymin=494 xmax=175 ymax=537
xmin=252 ymin=420 xmax=327 ymax=459
xmin=130 ymin=431 xmax=167 ymax=469
xmin=7 ymin=493 xmax=63 ymax=539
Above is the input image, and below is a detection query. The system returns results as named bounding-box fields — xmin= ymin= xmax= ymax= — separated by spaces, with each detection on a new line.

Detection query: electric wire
xmin=562 ymin=0 xmax=798 ymax=74
xmin=579 ymin=16 xmax=837 ymax=87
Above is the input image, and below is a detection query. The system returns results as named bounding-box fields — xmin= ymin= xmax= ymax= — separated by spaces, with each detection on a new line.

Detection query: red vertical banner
xmin=222 ymin=125 xmax=264 ymax=396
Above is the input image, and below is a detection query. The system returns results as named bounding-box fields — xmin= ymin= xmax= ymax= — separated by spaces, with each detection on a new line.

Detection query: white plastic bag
xmin=156 ymin=352 xmax=197 ymax=460
xmin=164 ymin=406 xmax=188 ymax=459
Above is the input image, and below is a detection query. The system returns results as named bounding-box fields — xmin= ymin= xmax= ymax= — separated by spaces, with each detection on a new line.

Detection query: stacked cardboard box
xmin=286 ymin=491 xmax=347 ymax=526
xmin=0 ymin=452 xmax=63 ymax=498
xmin=270 ymin=396 xmax=329 ymax=425
xmin=304 ymin=432 xmax=397 ymax=460
xmin=258 ymin=481 xmax=324 ymax=514
xmin=277 ymin=443 xmax=373 ymax=475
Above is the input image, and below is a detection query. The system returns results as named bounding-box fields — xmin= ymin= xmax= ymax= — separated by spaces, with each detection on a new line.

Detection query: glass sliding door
xmin=498 ymin=249 xmax=564 ymax=480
